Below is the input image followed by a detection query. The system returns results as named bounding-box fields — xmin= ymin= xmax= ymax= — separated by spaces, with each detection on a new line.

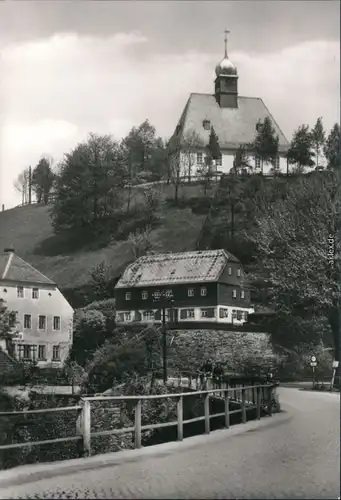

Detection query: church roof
xmin=176 ymin=93 xmax=289 ymax=153
xmin=115 ymin=249 xmax=239 ymax=288
xmin=0 ymin=251 xmax=55 ymax=285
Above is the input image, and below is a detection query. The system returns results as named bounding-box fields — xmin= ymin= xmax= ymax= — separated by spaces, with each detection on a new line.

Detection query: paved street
xmin=0 ymin=388 xmax=339 ymax=499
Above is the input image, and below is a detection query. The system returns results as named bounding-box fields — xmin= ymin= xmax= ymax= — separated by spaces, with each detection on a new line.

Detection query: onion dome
xmin=215 ymin=56 xmax=237 ymax=76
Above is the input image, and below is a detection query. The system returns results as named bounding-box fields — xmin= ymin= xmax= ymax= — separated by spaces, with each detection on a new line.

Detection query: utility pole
xmin=28 ymin=166 xmax=32 ymax=204
xmin=162 ymin=307 xmax=167 ymax=384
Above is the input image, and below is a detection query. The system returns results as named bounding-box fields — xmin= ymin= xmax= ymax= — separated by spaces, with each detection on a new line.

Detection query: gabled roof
xmin=115 ymin=249 xmax=239 ymax=288
xmin=0 ymin=251 xmax=55 ymax=286
xmin=175 ymin=93 xmax=289 ymax=153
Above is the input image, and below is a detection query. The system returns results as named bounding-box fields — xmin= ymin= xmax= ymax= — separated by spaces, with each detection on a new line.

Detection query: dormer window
xmin=203 ymin=120 xmax=211 ymax=130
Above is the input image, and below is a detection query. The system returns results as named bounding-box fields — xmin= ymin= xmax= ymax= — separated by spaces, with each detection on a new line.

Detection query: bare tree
xmin=181 ymin=130 xmax=203 ymax=183
xmin=128 ymin=226 xmax=160 ymax=259
xmin=13 ymin=168 xmax=30 ymax=205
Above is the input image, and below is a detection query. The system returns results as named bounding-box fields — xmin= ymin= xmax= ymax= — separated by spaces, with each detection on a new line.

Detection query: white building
xmin=172 ymin=37 xmax=290 ymax=177
xmin=0 ymin=248 xmax=74 ymax=367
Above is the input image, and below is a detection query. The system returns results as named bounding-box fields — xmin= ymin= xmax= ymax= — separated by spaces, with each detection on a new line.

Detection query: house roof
xmin=176 ymin=93 xmax=289 ymax=153
xmin=0 ymin=251 xmax=55 ymax=285
xmin=115 ymin=249 xmax=239 ymax=288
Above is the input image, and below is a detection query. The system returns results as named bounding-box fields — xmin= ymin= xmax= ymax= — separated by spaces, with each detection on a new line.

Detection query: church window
xmin=203 ymin=120 xmax=211 ymax=130
xmin=255 ymin=156 xmax=261 ymax=170
xmin=197 ymin=152 xmax=203 ymax=164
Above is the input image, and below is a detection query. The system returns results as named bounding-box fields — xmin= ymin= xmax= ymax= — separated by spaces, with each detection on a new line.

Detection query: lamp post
xmin=153 ymin=292 xmax=175 ymax=384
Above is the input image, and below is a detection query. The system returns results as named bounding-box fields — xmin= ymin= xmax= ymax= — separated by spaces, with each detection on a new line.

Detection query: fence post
xmin=135 ymin=399 xmax=142 ymax=448
xmin=267 ymin=386 xmax=273 ymax=416
xmin=224 ymin=389 xmax=230 ymax=428
xmin=76 ymin=399 xmax=91 ymax=457
xmin=177 ymin=395 xmax=183 ymax=441
xmin=204 ymin=393 xmax=210 ymax=434
xmin=256 ymin=386 xmax=261 ymax=420
xmin=241 ymin=388 xmax=246 ymax=423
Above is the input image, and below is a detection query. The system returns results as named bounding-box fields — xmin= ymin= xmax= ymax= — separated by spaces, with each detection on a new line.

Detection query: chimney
xmin=4 ymin=248 xmax=15 ymax=253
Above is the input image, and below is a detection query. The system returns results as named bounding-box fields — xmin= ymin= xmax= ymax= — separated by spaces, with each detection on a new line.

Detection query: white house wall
xmin=0 ymin=283 xmax=74 ymax=367
xmin=180 ymin=149 xmax=289 ymax=177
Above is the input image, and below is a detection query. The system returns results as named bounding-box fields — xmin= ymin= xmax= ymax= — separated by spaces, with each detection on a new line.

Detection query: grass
xmin=0 ymin=183 xmax=214 ymax=290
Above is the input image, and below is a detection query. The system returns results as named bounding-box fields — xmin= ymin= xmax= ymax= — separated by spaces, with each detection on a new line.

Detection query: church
xmin=172 ymin=32 xmax=290 ymax=177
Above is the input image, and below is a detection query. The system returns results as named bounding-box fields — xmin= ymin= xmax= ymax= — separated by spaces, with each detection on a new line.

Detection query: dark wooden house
xmin=114 ymin=249 xmax=254 ymax=325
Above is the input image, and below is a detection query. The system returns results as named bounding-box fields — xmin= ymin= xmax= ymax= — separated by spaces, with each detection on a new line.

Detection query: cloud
xmin=1 ymin=32 xmax=339 ymax=208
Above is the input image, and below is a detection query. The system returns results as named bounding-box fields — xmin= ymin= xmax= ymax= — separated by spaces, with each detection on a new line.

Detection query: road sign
xmin=310 ymin=361 xmax=317 ymax=367
xmin=311 ymin=356 xmax=316 ymax=362
xmin=332 ymin=360 xmax=339 ymax=368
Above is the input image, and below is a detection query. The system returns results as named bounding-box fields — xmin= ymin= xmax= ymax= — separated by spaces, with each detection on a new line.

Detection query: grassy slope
xmin=0 ymin=183 xmax=212 ymax=289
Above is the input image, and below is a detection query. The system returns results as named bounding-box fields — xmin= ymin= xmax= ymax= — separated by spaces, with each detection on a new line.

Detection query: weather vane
xmin=224 ymin=29 xmax=230 ymax=57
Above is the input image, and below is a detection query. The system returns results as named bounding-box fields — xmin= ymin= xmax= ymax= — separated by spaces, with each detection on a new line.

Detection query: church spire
xmin=224 ymin=29 xmax=229 ymax=58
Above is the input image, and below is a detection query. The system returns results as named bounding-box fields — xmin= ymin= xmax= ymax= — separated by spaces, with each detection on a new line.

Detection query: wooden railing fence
xmin=0 ymin=383 xmax=275 ymax=459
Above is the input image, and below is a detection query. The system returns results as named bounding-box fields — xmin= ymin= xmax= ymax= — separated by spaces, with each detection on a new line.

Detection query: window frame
xmin=255 ymin=156 xmax=261 ymax=170
xmin=200 ymin=287 xmax=207 ymax=297
xmin=124 ymin=312 xmax=131 ymax=321
xmin=53 ymin=316 xmax=61 ymax=331
xmin=237 ymin=268 xmax=241 ymax=277
xmin=241 ymin=290 xmax=245 ymax=299
xmin=125 ymin=292 xmax=131 ymax=301
xmin=38 ymin=345 xmax=46 ymax=360
xmin=197 ymin=152 xmax=203 ymax=164
xmin=52 ymin=345 xmax=61 ymax=361
xmin=38 ymin=315 xmax=46 ymax=331
xmin=202 ymin=120 xmax=211 ymax=130
xmin=141 ymin=291 xmax=148 ymax=300
xmin=232 ymin=289 xmax=237 ymax=299
xmin=188 ymin=288 xmax=195 ymax=297
xmin=24 ymin=314 xmax=32 ymax=329
xmin=228 ymin=267 xmax=232 ymax=275
xmin=32 ymin=288 xmax=39 ymax=299
xmin=17 ymin=286 xmax=24 ymax=298
xmin=143 ymin=310 xmax=154 ymax=321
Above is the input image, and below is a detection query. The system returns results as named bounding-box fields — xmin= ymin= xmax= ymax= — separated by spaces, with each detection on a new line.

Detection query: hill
xmin=0 ymin=183 xmax=215 ymax=295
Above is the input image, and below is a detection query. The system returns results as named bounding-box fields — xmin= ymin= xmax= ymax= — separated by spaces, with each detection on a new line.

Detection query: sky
xmin=0 ymin=0 xmax=339 ymax=209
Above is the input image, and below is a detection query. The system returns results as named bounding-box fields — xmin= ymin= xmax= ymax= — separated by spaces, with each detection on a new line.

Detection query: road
xmin=0 ymin=388 xmax=339 ymax=499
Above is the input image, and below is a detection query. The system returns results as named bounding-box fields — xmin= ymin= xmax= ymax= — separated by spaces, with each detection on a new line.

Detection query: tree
xmin=0 ymin=299 xmax=17 ymax=358
xmin=324 ymin=123 xmax=341 ymax=170
xmin=198 ymin=127 xmax=221 ymax=194
xmin=253 ymin=117 xmax=279 ymax=174
xmin=32 ymin=157 xmax=55 ymax=204
xmin=167 ymin=135 xmax=182 ymax=202
xmin=247 ymin=170 xmax=341 ymax=361
xmin=181 ymin=130 xmax=203 ymax=183
xmin=232 ymin=144 xmax=252 ymax=174
xmin=51 ymin=134 xmax=126 ymax=232
xmin=128 ymin=225 xmax=158 ymax=259
xmin=311 ymin=117 xmax=326 ymax=169
xmin=287 ymin=125 xmax=315 ymax=172
xmin=13 ymin=168 xmax=30 ymax=205
xmin=87 ymin=261 xmax=116 ymax=302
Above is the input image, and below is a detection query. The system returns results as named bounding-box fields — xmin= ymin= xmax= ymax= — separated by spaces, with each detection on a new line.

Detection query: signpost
xmin=331 ymin=360 xmax=339 ymax=391
xmin=310 ymin=355 xmax=317 ymax=387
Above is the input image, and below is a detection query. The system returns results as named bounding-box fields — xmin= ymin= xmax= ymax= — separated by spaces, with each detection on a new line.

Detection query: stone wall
xmin=168 ymin=329 xmax=279 ymax=373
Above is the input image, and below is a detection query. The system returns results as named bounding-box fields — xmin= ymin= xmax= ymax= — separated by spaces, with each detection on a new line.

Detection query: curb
xmin=0 ymin=412 xmax=290 ymax=490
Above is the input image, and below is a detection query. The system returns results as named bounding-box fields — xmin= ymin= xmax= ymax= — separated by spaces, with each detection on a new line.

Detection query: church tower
xmin=214 ymin=30 xmax=238 ymax=108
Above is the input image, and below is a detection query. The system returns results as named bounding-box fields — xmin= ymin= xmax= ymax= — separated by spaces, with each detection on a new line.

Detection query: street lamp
xmin=152 ymin=291 xmax=175 ymax=384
